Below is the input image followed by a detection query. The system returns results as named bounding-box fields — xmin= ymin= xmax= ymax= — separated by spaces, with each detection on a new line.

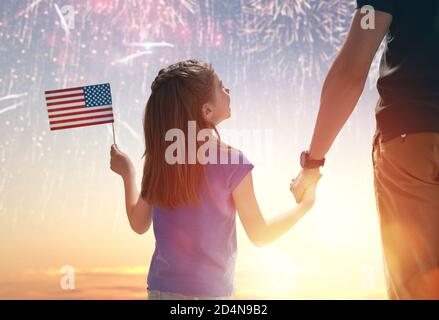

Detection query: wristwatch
xmin=300 ymin=151 xmax=325 ymax=169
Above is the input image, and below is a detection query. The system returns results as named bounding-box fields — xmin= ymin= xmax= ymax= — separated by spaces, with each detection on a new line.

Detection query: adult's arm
xmin=291 ymin=8 xmax=393 ymax=202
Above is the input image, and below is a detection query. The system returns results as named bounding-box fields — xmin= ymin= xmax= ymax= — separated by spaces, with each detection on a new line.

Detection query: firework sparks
xmin=127 ymin=41 xmax=175 ymax=50
xmin=0 ymin=93 xmax=27 ymax=102
xmin=53 ymin=3 xmax=71 ymax=37
xmin=112 ymin=51 xmax=152 ymax=65
xmin=0 ymin=0 xmax=366 ymax=228
xmin=15 ymin=0 xmax=43 ymax=17
xmin=0 ymin=102 xmax=24 ymax=115
xmin=240 ymin=0 xmax=355 ymax=85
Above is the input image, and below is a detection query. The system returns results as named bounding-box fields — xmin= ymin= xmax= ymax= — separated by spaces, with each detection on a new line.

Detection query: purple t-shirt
xmin=147 ymin=146 xmax=254 ymax=297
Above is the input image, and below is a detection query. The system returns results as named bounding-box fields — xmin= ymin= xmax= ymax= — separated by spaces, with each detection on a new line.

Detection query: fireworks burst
xmin=240 ymin=0 xmax=356 ymax=87
xmin=0 ymin=1 xmax=364 ymax=227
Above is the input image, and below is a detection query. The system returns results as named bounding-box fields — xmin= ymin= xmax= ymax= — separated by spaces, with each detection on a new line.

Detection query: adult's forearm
xmin=308 ymin=63 xmax=367 ymax=160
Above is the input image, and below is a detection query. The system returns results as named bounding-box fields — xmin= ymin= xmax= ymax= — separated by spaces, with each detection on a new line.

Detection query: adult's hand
xmin=290 ymin=168 xmax=322 ymax=203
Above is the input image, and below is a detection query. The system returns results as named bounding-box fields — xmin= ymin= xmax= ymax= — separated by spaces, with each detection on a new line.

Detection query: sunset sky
xmin=0 ymin=0 xmax=388 ymax=299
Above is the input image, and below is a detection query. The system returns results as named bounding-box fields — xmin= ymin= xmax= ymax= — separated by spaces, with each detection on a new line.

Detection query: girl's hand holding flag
xmin=110 ymin=144 xmax=135 ymax=179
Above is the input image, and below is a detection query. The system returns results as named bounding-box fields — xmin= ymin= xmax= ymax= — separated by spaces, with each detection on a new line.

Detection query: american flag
xmin=44 ymin=83 xmax=114 ymax=131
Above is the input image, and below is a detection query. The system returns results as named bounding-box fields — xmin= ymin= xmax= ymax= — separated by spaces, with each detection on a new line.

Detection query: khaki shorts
xmin=372 ymin=132 xmax=439 ymax=299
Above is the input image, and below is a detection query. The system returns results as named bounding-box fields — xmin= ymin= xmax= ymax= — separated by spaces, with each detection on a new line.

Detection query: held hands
xmin=290 ymin=168 xmax=322 ymax=206
xmin=110 ymin=144 xmax=135 ymax=179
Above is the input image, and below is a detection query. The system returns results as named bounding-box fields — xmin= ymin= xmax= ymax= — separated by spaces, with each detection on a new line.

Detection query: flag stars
xmin=84 ymin=83 xmax=112 ymax=107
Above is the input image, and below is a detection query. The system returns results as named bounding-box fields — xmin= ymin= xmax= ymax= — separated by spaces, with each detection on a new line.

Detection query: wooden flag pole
xmin=112 ymin=122 xmax=116 ymax=145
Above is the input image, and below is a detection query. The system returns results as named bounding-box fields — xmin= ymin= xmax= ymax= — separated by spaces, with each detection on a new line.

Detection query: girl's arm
xmin=232 ymin=171 xmax=319 ymax=247
xmin=123 ymin=171 xmax=152 ymax=235
xmin=110 ymin=144 xmax=152 ymax=235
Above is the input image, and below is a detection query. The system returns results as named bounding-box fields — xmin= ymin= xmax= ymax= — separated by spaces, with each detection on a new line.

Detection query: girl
xmin=110 ymin=59 xmax=320 ymax=300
